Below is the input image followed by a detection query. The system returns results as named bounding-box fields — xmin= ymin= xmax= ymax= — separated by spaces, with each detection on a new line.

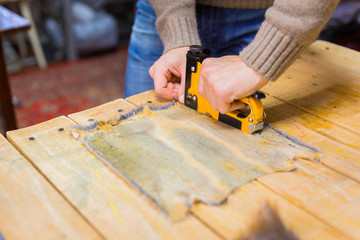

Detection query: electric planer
xmin=184 ymin=45 xmax=266 ymax=134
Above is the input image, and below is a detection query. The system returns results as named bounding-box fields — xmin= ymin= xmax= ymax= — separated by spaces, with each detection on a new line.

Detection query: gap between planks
xmin=126 ymin=90 xmax=360 ymax=182
xmin=125 ymin=92 xmax=354 ymax=239
xmin=0 ymin=134 xmax=103 ymax=240
xmin=66 ymin=101 xmax=223 ymax=240
xmin=7 ymin=116 xmax=220 ymax=240
xmin=262 ymin=92 xmax=360 ymax=184
xmin=263 ymin=41 xmax=360 ymax=136
xmin=6 ymin=117 xmax=108 ymax=240
xmin=266 ymin=92 xmax=360 ymax=138
xmin=254 ymin=179 xmax=352 ymax=238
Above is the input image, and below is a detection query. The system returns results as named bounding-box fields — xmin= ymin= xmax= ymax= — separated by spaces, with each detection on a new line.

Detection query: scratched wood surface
xmin=127 ymin=90 xmax=360 ymax=239
xmin=263 ymin=96 xmax=360 ymax=182
xmin=263 ymin=41 xmax=360 ymax=135
xmin=71 ymin=103 xmax=322 ymax=221
xmin=0 ymin=134 xmax=101 ymax=239
xmin=2 ymin=40 xmax=360 ymax=240
xmin=7 ymin=116 xmax=219 ymax=240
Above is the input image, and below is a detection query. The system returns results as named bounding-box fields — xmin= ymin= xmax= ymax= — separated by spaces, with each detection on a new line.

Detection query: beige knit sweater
xmin=149 ymin=0 xmax=339 ymax=80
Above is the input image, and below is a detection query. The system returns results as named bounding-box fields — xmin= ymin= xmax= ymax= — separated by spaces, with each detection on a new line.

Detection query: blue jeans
xmin=124 ymin=0 xmax=266 ymax=97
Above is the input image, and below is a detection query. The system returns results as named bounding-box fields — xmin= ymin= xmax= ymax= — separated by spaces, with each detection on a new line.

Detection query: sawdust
xmin=72 ymin=104 xmax=320 ymax=221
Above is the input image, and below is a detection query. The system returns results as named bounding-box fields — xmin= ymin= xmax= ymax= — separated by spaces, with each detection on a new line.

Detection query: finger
xmin=177 ymin=79 xmax=186 ymax=103
xmin=227 ymin=100 xmax=247 ymax=112
xmin=152 ymin=65 xmax=176 ymax=99
xmin=177 ymin=67 xmax=187 ymax=103
xmin=167 ymin=82 xmax=174 ymax=89
xmin=149 ymin=65 xmax=154 ymax=77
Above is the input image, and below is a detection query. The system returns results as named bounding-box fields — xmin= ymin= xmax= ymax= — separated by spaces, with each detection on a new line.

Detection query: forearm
xmin=240 ymin=0 xmax=340 ymax=81
xmin=149 ymin=0 xmax=201 ymax=53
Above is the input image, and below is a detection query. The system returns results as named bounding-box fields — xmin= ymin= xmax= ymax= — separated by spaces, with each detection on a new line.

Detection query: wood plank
xmin=258 ymin=159 xmax=360 ymax=240
xmin=263 ymin=96 xmax=360 ymax=182
xmin=263 ymin=40 xmax=360 ymax=134
xmin=72 ymin=102 xmax=321 ymax=221
xmin=126 ymin=90 xmax=360 ymax=239
xmin=126 ymin=90 xmax=173 ymax=107
xmin=7 ymin=116 xmax=220 ymax=240
xmin=192 ymin=181 xmax=349 ymax=240
xmin=0 ymin=134 xmax=101 ymax=240
xmin=131 ymin=86 xmax=360 ymax=184
xmin=73 ymin=92 xmax=347 ymax=240
xmin=68 ymin=99 xmax=135 ymax=126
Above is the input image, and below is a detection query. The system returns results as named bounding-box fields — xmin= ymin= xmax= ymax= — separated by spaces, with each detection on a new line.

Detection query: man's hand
xmin=149 ymin=47 xmax=188 ymax=102
xmin=198 ymin=56 xmax=269 ymax=114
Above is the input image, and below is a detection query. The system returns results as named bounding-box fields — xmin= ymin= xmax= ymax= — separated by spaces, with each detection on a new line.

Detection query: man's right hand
xmin=149 ymin=47 xmax=189 ymax=103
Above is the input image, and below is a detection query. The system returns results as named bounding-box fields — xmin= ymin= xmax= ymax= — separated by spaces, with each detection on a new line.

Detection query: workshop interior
xmin=1 ymin=1 xmax=360 ymax=240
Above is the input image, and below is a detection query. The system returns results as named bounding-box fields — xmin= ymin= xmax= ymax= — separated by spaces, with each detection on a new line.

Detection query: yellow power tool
xmin=184 ymin=45 xmax=266 ymax=134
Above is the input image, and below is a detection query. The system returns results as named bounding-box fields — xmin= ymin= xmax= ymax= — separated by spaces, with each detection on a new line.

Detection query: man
xmin=125 ymin=0 xmax=339 ymax=114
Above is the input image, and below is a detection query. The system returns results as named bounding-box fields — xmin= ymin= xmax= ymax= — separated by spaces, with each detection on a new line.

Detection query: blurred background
xmin=0 ymin=0 xmax=359 ymax=132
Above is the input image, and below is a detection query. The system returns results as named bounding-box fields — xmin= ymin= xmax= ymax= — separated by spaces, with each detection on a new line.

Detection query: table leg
xmin=0 ymin=38 xmax=17 ymax=131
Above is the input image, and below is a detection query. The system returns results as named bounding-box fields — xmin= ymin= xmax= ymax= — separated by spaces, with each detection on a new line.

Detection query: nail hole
xmin=118 ymin=109 xmax=123 ymax=112
xmin=325 ymin=47 xmax=330 ymax=50
xmin=58 ymin=128 xmax=64 ymax=132
xmin=147 ymin=100 xmax=152 ymax=104
xmin=88 ymin=118 xmax=94 ymax=122
xmin=29 ymin=137 xmax=35 ymax=141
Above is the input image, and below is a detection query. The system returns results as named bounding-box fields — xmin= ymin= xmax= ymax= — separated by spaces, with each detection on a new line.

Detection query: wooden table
xmin=1 ymin=40 xmax=360 ymax=240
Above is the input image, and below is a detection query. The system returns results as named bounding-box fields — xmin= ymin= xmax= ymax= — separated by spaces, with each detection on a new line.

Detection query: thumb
xmin=149 ymin=65 xmax=154 ymax=78
xmin=177 ymin=78 xmax=186 ymax=104
xmin=177 ymin=67 xmax=187 ymax=103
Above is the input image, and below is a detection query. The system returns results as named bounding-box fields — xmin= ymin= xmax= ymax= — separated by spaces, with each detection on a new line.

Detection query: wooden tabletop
xmin=1 ymin=40 xmax=359 ymax=240
xmin=0 ymin=5 xmax=30 ymax=35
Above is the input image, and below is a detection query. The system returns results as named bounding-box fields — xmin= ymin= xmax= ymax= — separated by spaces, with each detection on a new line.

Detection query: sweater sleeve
xmin=149 ymin=0 xmax=201 ymax=53
xmin=239 ymin=0 xmax=339 ymax=81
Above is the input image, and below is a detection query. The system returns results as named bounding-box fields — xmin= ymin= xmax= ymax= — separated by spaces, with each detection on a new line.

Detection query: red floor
xmin=9 ymin=47 xmax=128 ymax=128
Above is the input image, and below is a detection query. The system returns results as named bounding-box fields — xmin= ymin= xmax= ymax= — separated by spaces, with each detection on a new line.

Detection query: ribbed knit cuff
xmin=158 ymin=15 xmax=201 ymax=53
xmin=240 ymin=21 xmax=306 ymax=81
xmin=196 ymin=0 xmax=273 ymax=9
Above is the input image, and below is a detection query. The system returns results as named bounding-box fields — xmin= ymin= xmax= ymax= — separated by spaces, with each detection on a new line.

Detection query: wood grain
xmin=126 ymin=90 xmax=360 ymax=182
xmin=3 ymin=40 xmax=358 ymax=240
xmin=263 ymin=96 xmax=360 ymax=182
xmin=7 ymin=115 xmax=219 ymax=240
xmin=258 ymin=159 xmax=360 ymax=240
xmin=0 ymin=134 xmax=101 ymax=240
xmin=72 ymin=103 xmax=322 ymax=221
xmin=192 ymin=181 xmax=349 ymax=240
xmin=126 ymin=91 xmax=171 ymax=107
xmin=68 ymin=99 xmax=135 ymax=126
xmin=125 ymin=90 xmax=172 ymax=107
xmin=126 ymin=90 xmax=359 ymax=239
xmin=263 ymin=40 xmax=360 ymax=135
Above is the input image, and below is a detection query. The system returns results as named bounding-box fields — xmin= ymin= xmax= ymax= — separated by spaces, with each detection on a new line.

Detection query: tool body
xmin=184 ymin=45 xmax=266 ymax=134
